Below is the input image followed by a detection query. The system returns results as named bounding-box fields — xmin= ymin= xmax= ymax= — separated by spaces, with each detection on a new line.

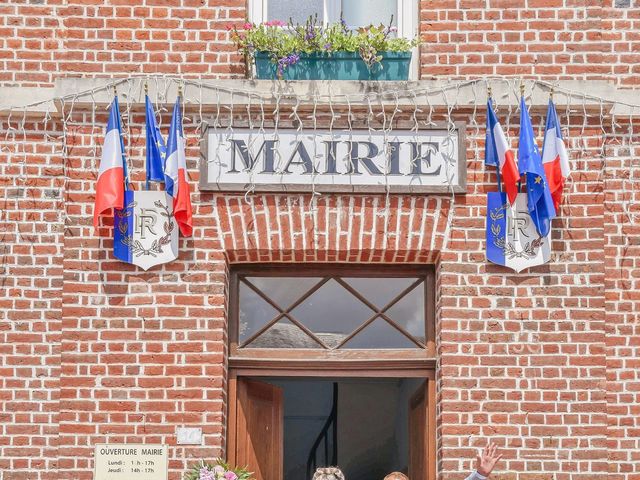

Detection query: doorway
xmin=227 ymin=375 xmax=435 ymax=480
xmin=226 ymin=265 xmax=437 ymax=480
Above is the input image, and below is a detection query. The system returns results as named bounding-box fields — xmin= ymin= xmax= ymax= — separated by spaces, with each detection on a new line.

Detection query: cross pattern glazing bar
xmin=239 ymin=276 xmax=332 ymax=349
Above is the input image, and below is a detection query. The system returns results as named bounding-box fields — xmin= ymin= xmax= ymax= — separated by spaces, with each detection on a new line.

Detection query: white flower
xmin=213 ymin=465 xmax=226 ymax=479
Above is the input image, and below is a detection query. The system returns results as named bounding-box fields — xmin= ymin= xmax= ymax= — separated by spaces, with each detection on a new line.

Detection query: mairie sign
xmin=200 ymin=126 xmax=466 ymax=193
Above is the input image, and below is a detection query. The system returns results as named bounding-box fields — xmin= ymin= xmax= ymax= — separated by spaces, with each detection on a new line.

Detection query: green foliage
xmin=228 ymin=14 xmax=420 ymax=75
xmin=184 ymin=459 xmax=253 ymax=480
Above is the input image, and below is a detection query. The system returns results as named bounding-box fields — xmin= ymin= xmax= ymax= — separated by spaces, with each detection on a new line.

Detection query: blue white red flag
xmin=164 ymin=97 xmax=193 ymax=237
xmin=517 ymin=95 xmax=556 ymax=237
xmin=93 ymin=96 xmax=126 ymax=227
xmin=145 ymin=94 xmax=166 ymax=186
xmin=485 ymin=100 xmax=520 ymax=205
xmin=541 ymin=99 xmax=571 ymax=211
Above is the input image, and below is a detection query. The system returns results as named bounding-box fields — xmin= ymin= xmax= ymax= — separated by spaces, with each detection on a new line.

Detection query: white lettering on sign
xmin=94 ymin=444 xmax=167 ymax=480
xmin=201 ymin=127 xmax=466 ymax=193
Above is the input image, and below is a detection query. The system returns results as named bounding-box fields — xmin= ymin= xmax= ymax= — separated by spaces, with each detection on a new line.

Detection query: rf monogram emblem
xmin=508 ymin=212 xmax=530 ymax=239
xmin=135 ymin=208 xmax=158 ymax=239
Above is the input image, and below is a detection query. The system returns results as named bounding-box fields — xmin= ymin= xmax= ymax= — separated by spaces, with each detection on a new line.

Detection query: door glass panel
xmin=238 ymin=281 xmax=279 ymax=343
xmin=267 ymin=0 xmax=324 ymax=26
xmin=236 ymin=272 xmax=427 ymax=350
xmin=343 ymin=277 xmax=419 ymax=309
xmin=341 ymin=318 xmax=418 ymax=349
xmin=290 ymin=279 xmax=374 ymax=343
xmin=385 ymin=282 xmax=425 ymax=343
xmin=246 ymin=319 xmax=324 ymax=348
xmin=246 ymin=276 xmax=322 ymax=311
xmin=342 ymin=0 xmax=397 ymax=28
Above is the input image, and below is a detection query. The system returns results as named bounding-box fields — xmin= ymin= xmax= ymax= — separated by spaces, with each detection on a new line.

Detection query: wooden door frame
xmin=227 ymin=367 xmax=437 ymax=479
xmin=227 ymin=264 xmax=438 ymax=478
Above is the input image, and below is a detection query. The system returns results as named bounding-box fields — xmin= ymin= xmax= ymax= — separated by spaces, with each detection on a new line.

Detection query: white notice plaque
xmin=94 ymin=444 xmax=167 ymax=480
xmin=201 ymin=125 xmax=467 ymax=194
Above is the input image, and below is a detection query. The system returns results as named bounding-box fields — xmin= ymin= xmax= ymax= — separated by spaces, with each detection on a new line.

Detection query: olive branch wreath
xmin=116 ymin=200 xmax=175 ymax=257
xmin=490 ymin=202 xmax=544 ymax=260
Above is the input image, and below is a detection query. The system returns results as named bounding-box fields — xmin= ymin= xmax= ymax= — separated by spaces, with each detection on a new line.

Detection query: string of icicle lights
xmin=0 ymin=76 xmax=638 ymax=274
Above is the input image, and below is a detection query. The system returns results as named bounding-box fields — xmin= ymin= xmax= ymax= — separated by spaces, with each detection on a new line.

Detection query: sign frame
xmin=93 ymin=443 xmax=168 ymax=480
xmin=199 ymin=122 xmax=467 ymax=194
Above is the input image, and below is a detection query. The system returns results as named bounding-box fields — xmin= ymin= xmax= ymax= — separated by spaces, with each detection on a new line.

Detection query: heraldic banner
xmin=113 ymin=190 xmax=179 ymax=271
xmin=486 ymin=192 xmax=551 ymax=273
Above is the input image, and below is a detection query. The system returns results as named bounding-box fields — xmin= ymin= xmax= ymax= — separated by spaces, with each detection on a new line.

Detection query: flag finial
xmin=144 ymin=80 xmax=148 ymax=95
xmin=520 ymin=81 xmax=525 ymax=97
xmin=178 ymin=82 xmax=183 ymax=97
xmin=550 ymin=86 xmax=554 ymax=100
xmin=113 ymin=83 xmax=117 ymax=97
xmin=487 ymin=85 xmax=492 ymax=99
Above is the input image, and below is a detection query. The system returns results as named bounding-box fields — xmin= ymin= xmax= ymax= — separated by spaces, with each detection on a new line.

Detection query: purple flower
xmin=199 ymin=467 xmax=215 ymax=480
xmin=305 ymin=24 xmax=316 ymax=41
xmin=224 ymin=473 xmax=238 ymax=480
xmin=276 ymin=53 xmax=300 ymax=76
xmin=324 ymin=43 xmax=332 ymax=50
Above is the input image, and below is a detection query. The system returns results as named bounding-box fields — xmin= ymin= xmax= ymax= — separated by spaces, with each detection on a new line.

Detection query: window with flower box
xmin=247 ymin=0 xmax=420 ymax=78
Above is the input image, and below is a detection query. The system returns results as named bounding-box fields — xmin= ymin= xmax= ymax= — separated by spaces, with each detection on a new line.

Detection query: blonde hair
xmin=312 ymin=467 xmax=345 ymax=480
xmin=384 ymin=473 xmax=409 ymax=480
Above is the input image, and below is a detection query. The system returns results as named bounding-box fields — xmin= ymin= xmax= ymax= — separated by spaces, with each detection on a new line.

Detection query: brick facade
xmin=0 ymin=1 xmax=639 ymax=480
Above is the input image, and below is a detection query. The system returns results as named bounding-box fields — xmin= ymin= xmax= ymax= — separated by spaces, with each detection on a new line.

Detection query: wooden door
xmin=233 ymin=378 xmax=283 ymax=480
xmin=408 ymin=380 xmax=436 ymax=480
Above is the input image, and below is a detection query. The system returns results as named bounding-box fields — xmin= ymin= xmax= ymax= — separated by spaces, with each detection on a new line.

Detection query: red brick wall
xmin=0 ymin=0 xmax=245 ymax=87
xmin=419 ymin=0 xmax=639 ymax=87
xmin=1 ymin=1 xmax=638 ymax=87
xmin=2 ymin=102 xmax=628 ymax=480
xmin=0 ymin=119 xmax=64 ymax=479
xmin=604 ymin=138 xmax=640 ymax=480
xmin=1 ymin=1 xmax=639 ymax=479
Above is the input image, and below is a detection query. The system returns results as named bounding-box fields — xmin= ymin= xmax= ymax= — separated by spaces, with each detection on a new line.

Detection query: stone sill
xmin=0 ymin=78 xmax=636 ymax=115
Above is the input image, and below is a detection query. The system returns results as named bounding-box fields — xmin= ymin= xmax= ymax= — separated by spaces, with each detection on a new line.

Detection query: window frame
xmin=228 ymin=264 xmax=436 ymax=373
xmin=247 ymin=0 xmax=420 ymax=79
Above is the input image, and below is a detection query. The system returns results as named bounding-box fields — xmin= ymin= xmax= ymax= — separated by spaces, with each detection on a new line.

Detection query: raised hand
xmin=476 ymin=442 xmax=503 ymax=477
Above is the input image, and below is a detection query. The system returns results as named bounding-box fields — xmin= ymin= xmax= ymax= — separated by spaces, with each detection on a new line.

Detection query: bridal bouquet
xmin=185 ymin=460 xmax=253 ymax=480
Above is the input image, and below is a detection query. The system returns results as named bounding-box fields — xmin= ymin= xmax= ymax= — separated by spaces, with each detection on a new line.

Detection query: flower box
xmin=230 ymin=16 xmax=419 ymax=82
xmin=254 ymin=51 xmax=412 ymax=81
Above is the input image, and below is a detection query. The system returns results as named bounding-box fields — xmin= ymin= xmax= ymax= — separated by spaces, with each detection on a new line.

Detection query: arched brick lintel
xmin=212 ymin=194 xmax=452 ymax=264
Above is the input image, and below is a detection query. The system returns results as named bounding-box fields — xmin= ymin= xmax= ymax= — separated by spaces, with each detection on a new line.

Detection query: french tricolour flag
xmin=145 ymin=94 xmax=167 ymax=187
xmin=93 ymin=97 xmax=126 ymax=227
xmin=164 ymin=96 xmax=193 ymax=237
xmin=485 ymin=100 xmax=520 ymax=205
xmin=541 ymin=99 xmax=571 ymax=211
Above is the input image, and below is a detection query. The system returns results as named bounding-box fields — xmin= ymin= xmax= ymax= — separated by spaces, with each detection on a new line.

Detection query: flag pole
xmin=518 ymin=80 xmax=525 ymax=193
xmin=113 ymin=83 xmax=130 ymax=191
xmin=488 ymin=85 xmax=502 ymax=194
